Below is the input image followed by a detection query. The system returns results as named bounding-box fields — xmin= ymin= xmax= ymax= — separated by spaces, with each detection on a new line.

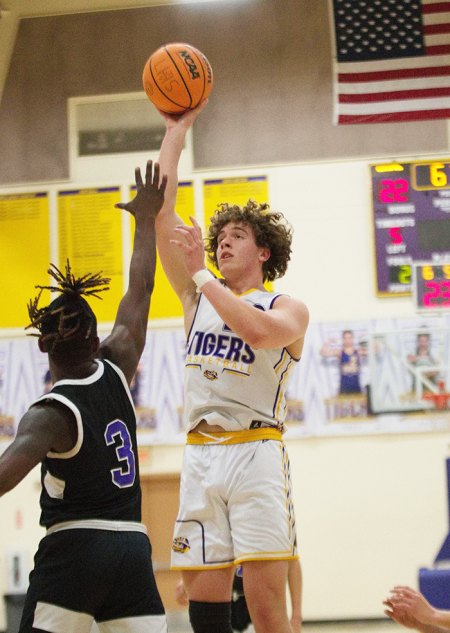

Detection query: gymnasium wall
xmin=1 ymin=154 xmax=449 ymax=625
xmin=0 ymin=0 xmax=449 ymax=185
xmin=1 ymin=0 xmax=450 ymax=629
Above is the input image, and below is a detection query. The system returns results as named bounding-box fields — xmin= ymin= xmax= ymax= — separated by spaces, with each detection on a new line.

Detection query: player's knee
xmin=189 ymin=600 xmax=233 ymax=633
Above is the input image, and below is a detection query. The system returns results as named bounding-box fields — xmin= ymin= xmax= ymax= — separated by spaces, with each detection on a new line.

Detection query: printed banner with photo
xmin=1 ymin=314 xmax=449 ymax=447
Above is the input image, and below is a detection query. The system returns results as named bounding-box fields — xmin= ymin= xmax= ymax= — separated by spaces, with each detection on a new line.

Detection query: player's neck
xmin=49 ymin=358 xmax=99 ymax=383
xmin=223 ymin=272 xmax=265 ymax=295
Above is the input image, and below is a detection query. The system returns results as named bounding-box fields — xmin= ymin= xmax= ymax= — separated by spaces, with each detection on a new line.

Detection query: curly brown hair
xmin=205 ymin=199 xmax=292 ymax=282
xmin=26 ymin=260 xmax=110 ymax=353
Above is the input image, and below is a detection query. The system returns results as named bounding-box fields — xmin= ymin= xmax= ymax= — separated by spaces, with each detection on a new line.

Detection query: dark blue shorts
xmin=19 ymin=529 xmax=166 ymax=633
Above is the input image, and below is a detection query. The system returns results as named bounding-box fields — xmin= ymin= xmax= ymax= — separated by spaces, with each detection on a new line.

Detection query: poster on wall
xmin=0 ymin=330 xmax=187 ymax=446
xmin=368 ymin=317 xmax=450 ymax=416
xmin=0 ymin=336 xmax=52 ymax=440
xmin=58 ymin=187 xmax=123 ymax=323
xmin=130 ymin=329 xmax=186 ymax=443
xmin=283 ymin=320 xmax=372 ymax=438
xmin=203 ymin=177 xmax=269 ymax=221
xmin=131 ymin=180 xmax=195 ymax=321
xmin=1 ymin=315 xmax=449 ymax=448
xmin=285 ymin=315 xmax=450 ymax=438
xmin=0 ymin=192 xmax=51 ymax=328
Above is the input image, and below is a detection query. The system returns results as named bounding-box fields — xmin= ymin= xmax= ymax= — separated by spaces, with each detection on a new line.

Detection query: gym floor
xmin=166 ymin=611 xmax=400 ymax=632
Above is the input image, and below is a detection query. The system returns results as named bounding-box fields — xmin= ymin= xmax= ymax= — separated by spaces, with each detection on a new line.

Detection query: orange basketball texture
xmin=142 ymin=43 xmax=213 ymax=114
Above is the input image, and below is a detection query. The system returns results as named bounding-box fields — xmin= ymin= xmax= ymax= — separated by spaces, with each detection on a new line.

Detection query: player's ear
xmin=38 ymin=338 xmax=48 ymax=353
xmin=259 ymin=247 xmax=270 ymax=263
xmin=92 ymin=337 xmax=100 ymax=353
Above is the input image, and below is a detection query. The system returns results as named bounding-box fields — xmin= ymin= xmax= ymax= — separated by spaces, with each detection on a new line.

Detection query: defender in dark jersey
xmin=0 ymin=161 xmax=167 ymax=633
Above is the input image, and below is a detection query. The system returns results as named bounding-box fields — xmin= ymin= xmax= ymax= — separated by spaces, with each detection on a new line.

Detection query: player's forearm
xmin=428 ymin=609 xmax=450 ymax=629
xmin=128 ymin=219 xmax=157 ymax=298
xmin=0 ymin=458 xmax=20 ymax=496
xmin=158 ymin=125 xmax=187 ymax=214
xmin=110 ymin=222 xmax=157 ymax=372
xmin=200 ymin=279 xmax=295 ymax=349
xmin=416 ymin=625 xmax=450 ymax=633
xmin=0 ymin=442 xmax=38 ymax=496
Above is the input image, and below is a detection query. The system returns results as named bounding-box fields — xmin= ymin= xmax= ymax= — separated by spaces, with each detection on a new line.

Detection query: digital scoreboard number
xmin=412 ymin=262 xmax=450 ymax=311
xmin=371 ymin=160 xmax=450 ymax=296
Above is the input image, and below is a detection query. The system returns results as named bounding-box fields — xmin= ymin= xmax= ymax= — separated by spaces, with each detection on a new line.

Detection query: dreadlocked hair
xmin=26 ymin=260 xmax=110 ymax=353
xmin=205 ymin=199 xmax=293 ymax=282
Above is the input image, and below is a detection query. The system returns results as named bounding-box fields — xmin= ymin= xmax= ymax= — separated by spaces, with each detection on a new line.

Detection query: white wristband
xmin=192 ymin=269 xmax=214 ymax=292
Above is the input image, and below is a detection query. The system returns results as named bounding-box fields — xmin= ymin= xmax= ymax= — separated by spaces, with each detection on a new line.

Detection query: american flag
xmin=331 ymin=0 xmax=450 ymax=124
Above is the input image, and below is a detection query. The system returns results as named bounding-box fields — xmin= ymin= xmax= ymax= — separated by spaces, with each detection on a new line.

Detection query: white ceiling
xmin=1 ymin=0 xmax=228 ymax=19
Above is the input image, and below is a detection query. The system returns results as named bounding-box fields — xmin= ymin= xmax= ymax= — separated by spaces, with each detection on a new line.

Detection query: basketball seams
xmin=164 ymin=46 xmax=194 ymax=109
xmin=148 ymin=51 xmax=191 ymax=111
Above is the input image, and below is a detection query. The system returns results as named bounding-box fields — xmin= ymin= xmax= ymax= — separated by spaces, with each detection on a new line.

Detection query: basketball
xmin=142 ymin=43 xmax=213 ymax=114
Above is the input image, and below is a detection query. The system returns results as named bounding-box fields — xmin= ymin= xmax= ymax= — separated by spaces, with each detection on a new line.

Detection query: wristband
xmin=192 ymin=269 xmax=214 ymax=292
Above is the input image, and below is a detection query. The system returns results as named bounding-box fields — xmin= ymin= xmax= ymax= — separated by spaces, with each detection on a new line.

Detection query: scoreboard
xmin=371 ymin=159 xmax=450 ymax=296
xmin=412 ymin=262 xmax=450 ymax=312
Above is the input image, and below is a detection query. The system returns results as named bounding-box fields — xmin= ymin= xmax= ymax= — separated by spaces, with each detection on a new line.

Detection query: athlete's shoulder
xmin=272 ymin=293 xmax=309 ymax=314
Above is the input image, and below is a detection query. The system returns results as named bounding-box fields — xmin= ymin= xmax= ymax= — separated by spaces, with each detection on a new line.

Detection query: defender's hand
xmin=116 ymin=160 xmax=167 ymax=220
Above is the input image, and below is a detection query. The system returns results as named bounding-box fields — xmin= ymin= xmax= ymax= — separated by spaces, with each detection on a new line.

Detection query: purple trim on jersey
xmin=273 ymin=349 xmax=287 ymax=372
xmin=268 ymin=293 xmax=285 ymax=309
xmin=268 ymin=293 xmax=302 ymax=358
xmin=271 ymin=359 xmax=293 ymax=420
xmin=186 ymin=290 xmax=204 ymax=344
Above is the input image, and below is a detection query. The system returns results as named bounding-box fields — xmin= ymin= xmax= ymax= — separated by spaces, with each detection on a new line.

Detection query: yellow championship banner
xmin=202 ymin=176 xmax=270 ymax=283
xmin=203 ymin=176 xmax=269 ymax=220
xmin=58 ymin=187 xmax=122 ymax=323
xmin=129 ymin=181 xmax=195 ymax=320
xmin=0 ymin=192 xmax=51 ymax=327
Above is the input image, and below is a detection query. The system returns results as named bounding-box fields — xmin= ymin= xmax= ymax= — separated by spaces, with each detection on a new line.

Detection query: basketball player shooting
xmin=0 ymin=161 xmax=168 ymax=633
xmin=155 ymin=102 xmax=309 ymax=633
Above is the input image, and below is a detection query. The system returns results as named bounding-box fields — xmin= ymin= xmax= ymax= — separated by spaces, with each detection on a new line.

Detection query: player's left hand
xmin=170 ymin=215 xmax=207 ymax=276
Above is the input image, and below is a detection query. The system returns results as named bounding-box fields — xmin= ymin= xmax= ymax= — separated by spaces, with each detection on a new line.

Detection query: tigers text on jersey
xmin=184 ymin=288 xmax=299 ymax=432
xmin=31 ymin=359 xmax=141 ymax=528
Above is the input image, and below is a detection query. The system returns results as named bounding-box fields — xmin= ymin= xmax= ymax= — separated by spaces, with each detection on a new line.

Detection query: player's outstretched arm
xmin=0 ymin=403 xmax=75 ymax=496
xmin=383 ymin=587 xmax=450 ymax=633
xmin=385 ymin=586 xmax=450 ymax=632
xmin=99 ymin=160 xmax=167 ymax=384
xmin=156 ymin=102 xmax=207 ymax=311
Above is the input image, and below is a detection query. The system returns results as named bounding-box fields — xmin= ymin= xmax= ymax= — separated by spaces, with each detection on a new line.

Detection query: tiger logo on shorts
xmin=203 ymin=370 xmax=218 ymax=381
xmin=172 ymin=536 xmax=190 ymax=553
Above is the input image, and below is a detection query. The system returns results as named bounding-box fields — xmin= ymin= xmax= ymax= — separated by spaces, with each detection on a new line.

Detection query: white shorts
xmin=171 ymin=428 xmax=298 ymax=570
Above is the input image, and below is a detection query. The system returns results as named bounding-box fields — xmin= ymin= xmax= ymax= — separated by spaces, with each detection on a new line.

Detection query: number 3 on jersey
xmin=104 ymin=419 xmax=136 ymax=488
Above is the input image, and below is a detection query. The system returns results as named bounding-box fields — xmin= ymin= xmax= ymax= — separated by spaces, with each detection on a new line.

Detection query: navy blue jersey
xmin=339 ymin=349 xmax=361 ymax=394
xmin=32 ymin=360 xmax=142 ymax=528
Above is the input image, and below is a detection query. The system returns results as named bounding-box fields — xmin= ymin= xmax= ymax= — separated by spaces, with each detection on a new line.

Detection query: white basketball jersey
xmin=184 ymin=288 xmax=299 ymax=433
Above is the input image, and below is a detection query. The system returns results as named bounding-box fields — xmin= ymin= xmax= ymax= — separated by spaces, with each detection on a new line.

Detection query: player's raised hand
xmin=116 ymin=160 xmax=167 ymax=220
xmin=158 ymin=99 xmax=209 ymax=131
